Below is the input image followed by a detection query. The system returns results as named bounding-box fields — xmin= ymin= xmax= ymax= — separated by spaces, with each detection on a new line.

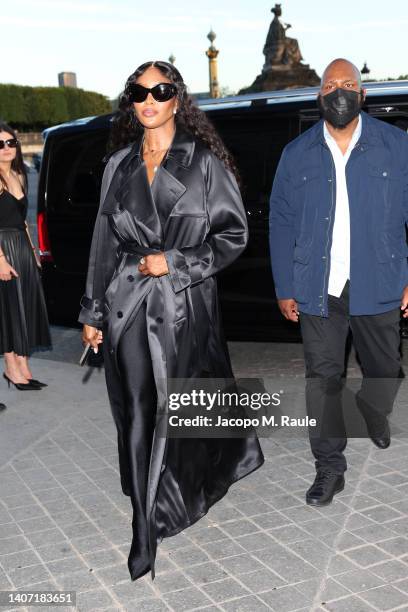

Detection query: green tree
xmin=0 ymin=83 xmax=112 ymax=130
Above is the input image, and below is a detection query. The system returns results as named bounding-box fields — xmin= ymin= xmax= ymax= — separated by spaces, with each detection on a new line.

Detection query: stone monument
xmin=239 ymin=4 xmax=320 ymax=93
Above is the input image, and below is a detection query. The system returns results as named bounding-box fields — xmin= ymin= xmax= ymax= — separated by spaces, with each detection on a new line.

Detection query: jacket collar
xmin=306 ymin=111 xmax=381 ymax=149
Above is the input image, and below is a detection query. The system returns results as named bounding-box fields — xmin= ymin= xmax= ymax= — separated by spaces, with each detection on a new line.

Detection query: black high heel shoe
xmin=27 ymin=379 xmax=47 ymax=388
xmin=3 ymin=373 xmax=41 ymax=391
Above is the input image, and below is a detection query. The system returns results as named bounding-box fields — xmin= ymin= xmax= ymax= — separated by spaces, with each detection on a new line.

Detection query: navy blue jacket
xmin=269 ymin=111 xmax=408 ymax=316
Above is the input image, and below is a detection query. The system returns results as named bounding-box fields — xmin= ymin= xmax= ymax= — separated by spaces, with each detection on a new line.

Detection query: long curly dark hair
xmin=0 ymin=122 xmax=27 ymax=194
xmin=108 ymin=60 xmax=239 ymax=179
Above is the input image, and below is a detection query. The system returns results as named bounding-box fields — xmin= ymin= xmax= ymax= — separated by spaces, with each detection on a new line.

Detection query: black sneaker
xmin=306 ymin=470 xmax=345 ymax=506
xmin=0 ymin=403 xmax=6 ymax=412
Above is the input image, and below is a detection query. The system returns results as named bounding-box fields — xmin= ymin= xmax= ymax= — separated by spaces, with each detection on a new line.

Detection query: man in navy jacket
xmin=269 ymin=58 xmax=408 ymax=506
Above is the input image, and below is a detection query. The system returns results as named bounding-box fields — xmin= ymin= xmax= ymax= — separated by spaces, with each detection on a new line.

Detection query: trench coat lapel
xmin=100 ymin=125 xmax=195 ymax=239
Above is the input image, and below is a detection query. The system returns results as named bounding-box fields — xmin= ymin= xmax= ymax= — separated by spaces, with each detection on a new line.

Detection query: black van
xmin=37 ymin=82 xmax=408 ymax=341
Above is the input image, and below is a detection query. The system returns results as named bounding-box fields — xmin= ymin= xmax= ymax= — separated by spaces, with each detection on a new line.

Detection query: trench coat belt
xmin=117 ymin=240 xmax=162 ymax=259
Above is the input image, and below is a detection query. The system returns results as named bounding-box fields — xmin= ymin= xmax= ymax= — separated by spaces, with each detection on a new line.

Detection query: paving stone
xmin=254 ymin=545 xmax=318 ymax=582
xmin=258 ymin=584 xmax=309 ymax=611
xmin=296 ymin=577 xmax=350 ymax=604
xmin=221 ymin=595 xmax=272 ymax=611
xmin=369 ymin=559 xmax=408 ymax=582
xmin=321 ymin=595 xmax=377 ymax=611
xmin=333 ymin=567 xmax=385 ymax=592
xmin=17 ymin=516 xmax=57 ymax=534
xmin=377 ymin=536 xmax=408 ymax=557
xmin=287 ymin=538 xmax=334 ymax=571
xmin=75 ymin=589 xmax=115 ymax=611
xmin=0 ymin=535 xmax=31 ymax=555
xmin=83 ymin=547 xmax=124 ymax=570
xmin=0 ymin=524 xmax=22 ymax=542
xmin=202 ymin=538 xmax=246 ymax=560
xmin=46 ymin=556 xmax=88 ymax=576
xmin=234 ymin=532 xmax=276 ymax=553
xmin=352 ymin=523 xmax=397 ymax=544
xmin=184 ymin=562 xmax=228 ymax=585
xmin=220 ymin=519 xmax=260 ymax=538
xmin=36 ymin=541 xmax=77 ymax=563
xmin=154 ymin=569 xmax=191 ymax=593
xmin=123 ymin=598 xmax=169 ymax=611
xmin=0 ymin=549 xmax=40 ymax=572
xmin=111 ymin=578 xmax=155 ymax=602
xmin=187 ymin=526 xmax=227 ymax=545
xmin=201 ymin=576 xmax=249 ymax=603
xmin=168 ymin=544 xmax=210 ymax=567
xmin=268 ymin=524 xmax=309 ymax=544
xmin=343 ymin=544 xmax=393 ymax=568
xmin=238 ymin=567 xmax=286 ymax=592
xmin=359 ymin=583 xmax=408 ymax=610
xmin=219 ymin=554 xmax=264 ymax=576
xmin=7 ymin=564 xmax=52 ymax=589
xmin=360 ymin=504 xmax=404 ymax=524
xmin=335 ymin=531 xmax=366 ymax=551
xmin=161 ymin=586 xmax=212 ymax=610
xmin=251 ymin=511 xmax=292 ymax=530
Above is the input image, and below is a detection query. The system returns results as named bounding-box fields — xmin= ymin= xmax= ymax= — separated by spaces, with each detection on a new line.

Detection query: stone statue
xmin=263 ymin=4 xmax=303 ymax=68
xmin=240 ymin=3 xmax=320 ymax=94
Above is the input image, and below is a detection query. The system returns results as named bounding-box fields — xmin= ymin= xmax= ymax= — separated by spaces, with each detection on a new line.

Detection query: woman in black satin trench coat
xmin=79 ymin=61 xmax=264 ymax=581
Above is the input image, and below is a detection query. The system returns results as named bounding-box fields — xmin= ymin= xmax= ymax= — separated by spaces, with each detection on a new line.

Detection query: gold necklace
xmin=143 ymin=146 xmax=169 ymax=173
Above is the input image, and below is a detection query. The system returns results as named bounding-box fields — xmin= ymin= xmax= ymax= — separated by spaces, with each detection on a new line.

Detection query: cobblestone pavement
xmin=1 ymin=338 xmax=408 ymax=611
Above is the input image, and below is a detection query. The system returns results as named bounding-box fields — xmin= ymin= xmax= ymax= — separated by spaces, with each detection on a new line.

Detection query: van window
xmin=47 ymin=130 xmax=109 ymax=214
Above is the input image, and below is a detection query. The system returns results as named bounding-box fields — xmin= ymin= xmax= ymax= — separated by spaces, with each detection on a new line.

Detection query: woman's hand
xmin=138 ymin=253 xmax=169 ymax=277
xmin=0 ymin=257 xmax=18 ymax=282
xmin=82 ymin=325 xmax=103 ymax=351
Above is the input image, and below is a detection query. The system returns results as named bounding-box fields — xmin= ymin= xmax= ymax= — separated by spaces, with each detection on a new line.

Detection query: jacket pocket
xmin=292 ymin=168 xmax=321 ymax=189
xmin=375 ymin=242 xmax=408 ymax=303
xmin=293 ymin=244 xmax=312 ymax=304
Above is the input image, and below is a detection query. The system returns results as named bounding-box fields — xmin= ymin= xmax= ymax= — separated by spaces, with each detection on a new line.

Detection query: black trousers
xmin=116 ymin=300 xmax=157 ymax=577
xmin=299 ymin=281 xmax=402 ymax=474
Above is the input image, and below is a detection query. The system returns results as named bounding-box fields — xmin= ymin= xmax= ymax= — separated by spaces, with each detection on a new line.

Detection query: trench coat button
xmin=156 ymin=317 xmax=163 ymax=324
xmin=110 ymin=348 xmax=114 ymax=354
xmin=325 ymin=217 xmax=329 ymax=221
xmin=383 ymin=171 xmax=388 ymax=177
xmin=127 ymin=275 xmax=134 ymax=282
xmin=117 ymin=311 xmax=123 ymax=318
xmin=322 ymin=256 xmax=326 ymax=260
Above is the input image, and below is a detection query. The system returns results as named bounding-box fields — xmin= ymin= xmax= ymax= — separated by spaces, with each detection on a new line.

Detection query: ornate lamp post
xmin=206 ymin=29 xmax=220 ymax=98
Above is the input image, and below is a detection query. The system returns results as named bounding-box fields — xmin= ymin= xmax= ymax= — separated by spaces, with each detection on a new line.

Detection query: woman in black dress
xmin=80 ymin=61 xmax=264 ymax=581
xmin=0 ymin=123 xmax=51 ymax=389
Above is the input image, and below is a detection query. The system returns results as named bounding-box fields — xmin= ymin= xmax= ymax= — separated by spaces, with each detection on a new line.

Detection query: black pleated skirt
xmin=0 ymin=228 xmax=52 ymax=356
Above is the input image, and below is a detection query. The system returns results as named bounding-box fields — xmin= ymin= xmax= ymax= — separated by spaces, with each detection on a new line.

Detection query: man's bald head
xmin=321 ymin=59 xmax=362 ymax=93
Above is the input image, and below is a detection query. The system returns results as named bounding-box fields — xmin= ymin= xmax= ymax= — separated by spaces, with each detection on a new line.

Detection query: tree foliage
xmin=0 ymin=84 xmax=112 ymax=130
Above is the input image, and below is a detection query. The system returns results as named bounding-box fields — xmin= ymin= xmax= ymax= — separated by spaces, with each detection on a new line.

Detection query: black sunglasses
xmin=127 ymin=82 xmax=177 ymax=103
xmin=0 ymin=138 xmax=19 ymax=150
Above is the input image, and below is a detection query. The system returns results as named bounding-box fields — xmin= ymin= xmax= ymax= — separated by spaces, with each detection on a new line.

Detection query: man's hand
xmin=401 ymin=286 xmax=408 ymax=318
xmin=138 ymin=253 xmax=169 ymax=277
xmin=278 ymin=298 xmax=299 ymax=322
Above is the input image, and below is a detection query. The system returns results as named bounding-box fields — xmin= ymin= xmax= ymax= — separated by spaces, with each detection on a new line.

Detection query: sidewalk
xmin=1 ymin=338 xmax=408 ymax=611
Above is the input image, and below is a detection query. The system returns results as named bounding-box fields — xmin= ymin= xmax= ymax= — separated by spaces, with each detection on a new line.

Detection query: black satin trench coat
xmin=78 ymin=125 xmax=264 ymax=579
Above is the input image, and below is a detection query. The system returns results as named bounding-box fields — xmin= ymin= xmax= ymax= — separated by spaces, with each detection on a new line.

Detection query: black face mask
xmin=318 ymin=87 xmax=363 ymax=128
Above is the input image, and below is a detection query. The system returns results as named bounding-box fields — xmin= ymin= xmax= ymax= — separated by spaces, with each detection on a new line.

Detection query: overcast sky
xmin=3 ymin=0 xmax=408 ymax=99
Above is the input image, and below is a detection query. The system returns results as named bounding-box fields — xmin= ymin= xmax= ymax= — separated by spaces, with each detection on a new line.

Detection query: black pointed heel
xmin=3 ymin=373 xmax=40 ymax=391
xmin=27 ymin=379 xmax=47 ymax=388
